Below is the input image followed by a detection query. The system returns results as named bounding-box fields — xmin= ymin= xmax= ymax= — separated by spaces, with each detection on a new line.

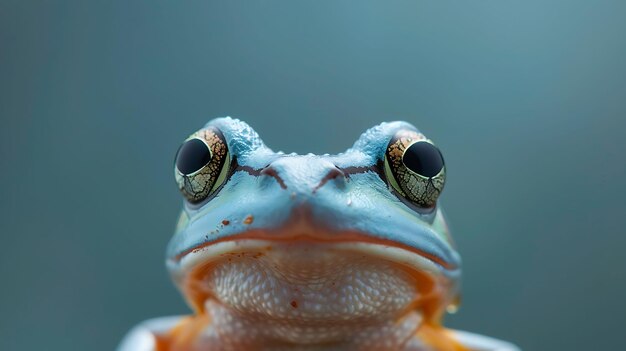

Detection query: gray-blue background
xmin=1 ymin=1 xmax=625 ymax=350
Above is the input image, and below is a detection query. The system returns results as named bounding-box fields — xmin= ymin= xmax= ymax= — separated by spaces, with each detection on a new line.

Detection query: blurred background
xmin=1 ymin=1 xmax=625 ymax=350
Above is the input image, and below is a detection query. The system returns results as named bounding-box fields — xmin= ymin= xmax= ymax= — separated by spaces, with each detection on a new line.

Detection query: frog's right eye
xmin=174 ymin=127 xmax=230 ymax=203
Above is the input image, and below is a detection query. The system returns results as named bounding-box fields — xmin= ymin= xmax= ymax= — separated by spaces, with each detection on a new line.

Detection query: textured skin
xmin=119 ymin=118 xmax=519 ymax=351
xmin=202 ymin=245 xmax=420 ymax=347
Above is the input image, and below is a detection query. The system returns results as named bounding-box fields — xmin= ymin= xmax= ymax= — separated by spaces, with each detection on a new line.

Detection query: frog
xmin=119 ymin=117 xmax=520 ymax=351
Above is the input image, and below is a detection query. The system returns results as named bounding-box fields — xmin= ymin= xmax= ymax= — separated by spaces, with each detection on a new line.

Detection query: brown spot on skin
xmin=340 ymin=165 xmax=379 ymax=176
xmin=221 ymin=219 xmax=230 ymax=225
xmin=243 ymin=215 xmax=254 ymax=225
xmin=290 ymin=300 xmax=298 ymax=308
xmin=236 ymin=164 xmax=262 ymax=176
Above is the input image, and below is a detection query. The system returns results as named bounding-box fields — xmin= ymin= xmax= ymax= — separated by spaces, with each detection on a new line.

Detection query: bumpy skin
xmin=119 ymin=118 xmax=520 ymax=351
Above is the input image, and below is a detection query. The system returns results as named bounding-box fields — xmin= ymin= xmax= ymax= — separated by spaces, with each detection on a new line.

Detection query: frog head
xmin=166 ymin=117 xmax=461 ymax=342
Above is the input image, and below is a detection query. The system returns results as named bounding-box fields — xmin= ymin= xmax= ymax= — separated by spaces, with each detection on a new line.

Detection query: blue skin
xmin=167 ymin=118 xmax=460 ymax=283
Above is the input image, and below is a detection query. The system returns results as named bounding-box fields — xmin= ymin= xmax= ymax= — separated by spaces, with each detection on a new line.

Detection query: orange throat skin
xmin=160 ymin=238 xmax=464 ymax=351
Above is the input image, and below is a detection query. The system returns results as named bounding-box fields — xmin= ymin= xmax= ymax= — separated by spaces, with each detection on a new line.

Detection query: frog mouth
xmin=167 ymin=232 xmax=460 ymax=321
xmin=171 ymin=231 xmax=455 ymax=272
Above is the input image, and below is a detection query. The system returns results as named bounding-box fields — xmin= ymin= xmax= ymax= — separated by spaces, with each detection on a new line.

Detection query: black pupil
xmin=176 ymin=139 xmax=212 ymax=175
xmin=402 ymin=141 xmax=444 ymax=177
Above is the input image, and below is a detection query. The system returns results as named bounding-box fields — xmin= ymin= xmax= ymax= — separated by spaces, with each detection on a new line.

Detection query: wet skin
xmin=119 ymin=118 xmax=520 ymax=351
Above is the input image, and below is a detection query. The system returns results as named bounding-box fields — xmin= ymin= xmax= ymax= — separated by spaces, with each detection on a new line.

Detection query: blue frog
xmin=119 ymin=118 xmax=519 ymax=351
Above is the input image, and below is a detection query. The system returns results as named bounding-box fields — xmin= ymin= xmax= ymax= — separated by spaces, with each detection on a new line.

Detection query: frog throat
xmin=168 ymin=232 xmax=459 ymax=322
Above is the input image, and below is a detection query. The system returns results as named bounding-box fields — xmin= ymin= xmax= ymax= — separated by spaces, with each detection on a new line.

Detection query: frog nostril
xmin=326 ymin=167 xmax=346 ymax=181
xmin=313 ymin=167 xmax=346 ymax=193
xmin=260 ymin=166 xmax=288 ymax=189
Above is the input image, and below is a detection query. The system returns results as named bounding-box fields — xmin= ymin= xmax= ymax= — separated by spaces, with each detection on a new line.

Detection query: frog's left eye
xmin=174 ymin=127 xmax=230 ymax=203
xmin=383 ymin=129 xmax=446 ymax=208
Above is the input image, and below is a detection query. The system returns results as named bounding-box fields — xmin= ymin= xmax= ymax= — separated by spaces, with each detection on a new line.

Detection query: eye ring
xmin=384 ymin=129 xmax=446 ymax=208
xmin=174 ymin=127 xmax=230 ymax=203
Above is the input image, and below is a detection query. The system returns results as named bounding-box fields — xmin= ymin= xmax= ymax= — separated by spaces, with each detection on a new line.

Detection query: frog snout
xmin=260 ymin=156 xmax=346 ymax=193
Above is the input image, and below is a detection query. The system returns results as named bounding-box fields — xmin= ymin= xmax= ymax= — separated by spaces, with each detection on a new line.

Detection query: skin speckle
xmin=243 ymin=215 xmax=254 ymax=225
xmin=290 ymin=300 xmax=298 ymax=308
xmin=222 ymin=219 xmax=230 ymax=225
